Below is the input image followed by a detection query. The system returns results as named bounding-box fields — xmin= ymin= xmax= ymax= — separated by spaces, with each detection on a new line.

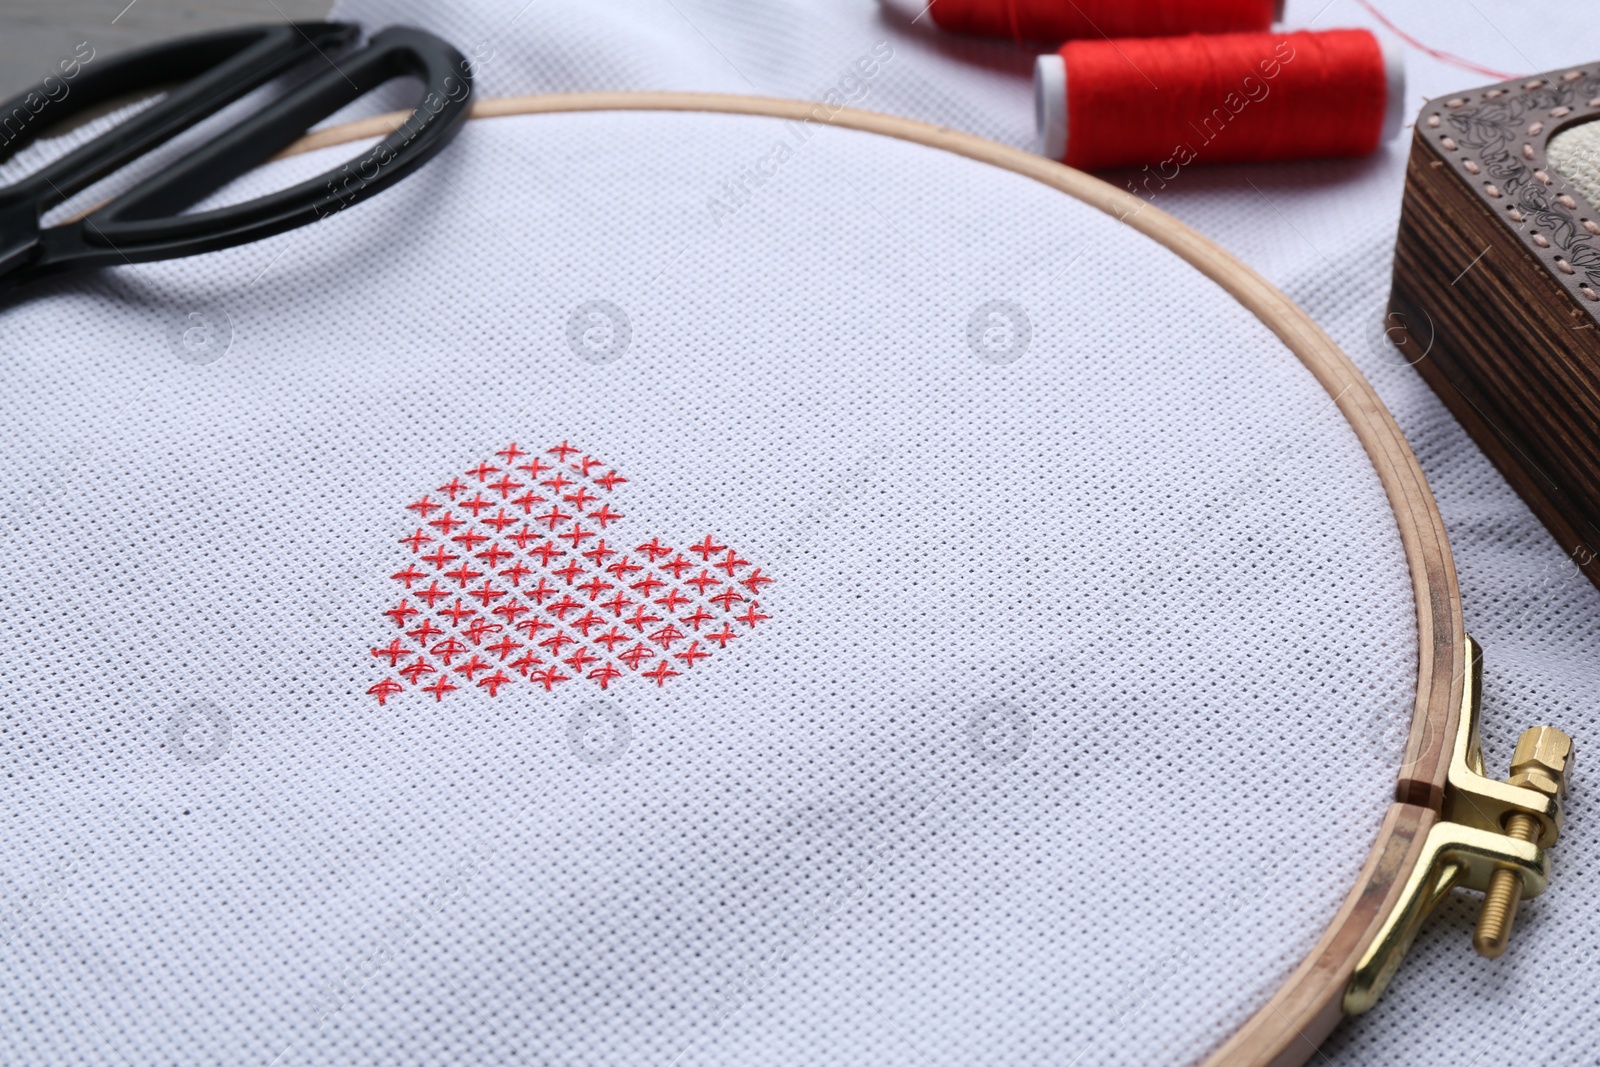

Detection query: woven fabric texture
xmin=1549 ymin=119 xmax=1600 ymax=208
xmin=1 ymin=0 xmax=1595 ymax=1064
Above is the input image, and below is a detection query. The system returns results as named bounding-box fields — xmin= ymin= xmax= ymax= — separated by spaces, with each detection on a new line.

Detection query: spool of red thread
xmin=1034 ymin=29 xmax=1405 ymax=170
xmin=920 ymin=0 xmax=1280 ymax=43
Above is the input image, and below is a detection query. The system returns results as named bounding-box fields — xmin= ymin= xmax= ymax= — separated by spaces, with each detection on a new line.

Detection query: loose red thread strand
xmin=369 ymin=442 xmax=770 ymax=703
xmin=1348 ymin=0 xmax=1517 ymax=81
xmin=1058 ymin=29 xmax=1386 ymax=170
xmin=928 ymin=0 xmax=1273 ymax=44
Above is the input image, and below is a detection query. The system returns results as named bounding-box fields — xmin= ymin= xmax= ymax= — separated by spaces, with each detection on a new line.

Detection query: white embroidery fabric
xmin=0 ymin=1 xmax=1594 ymax=1065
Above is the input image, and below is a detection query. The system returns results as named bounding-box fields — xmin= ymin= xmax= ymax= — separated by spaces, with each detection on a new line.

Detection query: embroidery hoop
xmin=286 ymin=92 xmax=1467 ymax=1065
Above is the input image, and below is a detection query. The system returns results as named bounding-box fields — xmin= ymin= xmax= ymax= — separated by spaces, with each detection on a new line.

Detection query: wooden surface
xmin=1390 ymin=66 xmax=1600 ymax=594
xmin=0 ymin=0 xmax=330 ymax=103
xmin=288 ymin=92 xmax=1467 ymax=1066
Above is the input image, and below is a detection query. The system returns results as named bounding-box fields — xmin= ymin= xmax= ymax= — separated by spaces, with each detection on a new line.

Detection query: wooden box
xmin=1390 ymin=63 xmax=1600 ymax=586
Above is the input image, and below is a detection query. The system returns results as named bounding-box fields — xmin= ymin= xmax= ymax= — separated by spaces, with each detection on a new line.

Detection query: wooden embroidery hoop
xmin=287 ymin=92 xmax=1467 ymax=1065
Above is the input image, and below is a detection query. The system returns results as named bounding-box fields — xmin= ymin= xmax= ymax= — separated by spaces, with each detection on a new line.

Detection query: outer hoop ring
xmin=286 ymin=92 xmax=1465 ymax=1065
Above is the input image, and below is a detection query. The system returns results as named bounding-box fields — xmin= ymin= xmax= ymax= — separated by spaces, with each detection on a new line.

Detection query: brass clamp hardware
xmin=1344 ymin=636 xmax=1574 ymax=1014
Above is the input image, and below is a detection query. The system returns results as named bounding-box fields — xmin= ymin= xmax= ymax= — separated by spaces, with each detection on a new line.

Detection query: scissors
xmin=0 ymin=22 xmax=473 ymax=295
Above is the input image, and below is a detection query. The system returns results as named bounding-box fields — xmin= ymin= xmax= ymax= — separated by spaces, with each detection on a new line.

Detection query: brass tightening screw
xmin=1473 ymin=726 xmax=1574 ymax=958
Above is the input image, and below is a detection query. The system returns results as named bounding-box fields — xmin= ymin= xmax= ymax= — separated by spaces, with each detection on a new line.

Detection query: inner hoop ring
xmin=286 ymin=91 xmax=1466 ymax=1066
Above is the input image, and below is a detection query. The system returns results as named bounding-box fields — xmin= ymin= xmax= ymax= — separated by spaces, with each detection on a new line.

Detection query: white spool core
xmin=1034 ymin=53 xmax=1067 ymax=162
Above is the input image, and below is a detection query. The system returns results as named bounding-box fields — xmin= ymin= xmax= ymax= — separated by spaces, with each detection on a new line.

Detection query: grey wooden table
xmin=0 ymin=0 xmax=333 ymax=102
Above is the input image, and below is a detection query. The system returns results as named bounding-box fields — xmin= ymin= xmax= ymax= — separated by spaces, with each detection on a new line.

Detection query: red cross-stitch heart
xmin=367 ymin=441 xmax=772 ymax=703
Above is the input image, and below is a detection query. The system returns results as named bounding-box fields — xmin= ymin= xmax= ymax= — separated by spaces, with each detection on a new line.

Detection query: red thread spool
xmin=1034 ymin=29 xmax=1405 ymax=170
xmin=924 ymin=0 xmax=1278 ymax=43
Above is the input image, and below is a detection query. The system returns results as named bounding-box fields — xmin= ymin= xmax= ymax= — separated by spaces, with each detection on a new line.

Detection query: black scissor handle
xmin=0 ymin=23 xmax=473 ymax=288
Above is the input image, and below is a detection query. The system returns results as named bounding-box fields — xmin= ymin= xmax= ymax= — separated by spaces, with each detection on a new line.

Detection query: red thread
xmin=675 ymin=642 xmax=710 ymax=668
xmin=372 ymin=639 xmax=409 ymax=666
xmin=370 ymin=441 xmax=773 ymax=702
xmin=420 ymin=546 xmax=457 ymax=569
xmin=1347 ymin=0 xmax=1516 ymax=80
xmin=420 ymin=677 xmax=455 ymax=700
xmin=642 ymin=662 xmax=680 ymax=686
xmin=929 ymin=0 xmax=1271 ymax=43
xmin=407 ymin=619 xmax=443 ymax=644
xmin=1054 ymin=30 xmax=1387 ymax=170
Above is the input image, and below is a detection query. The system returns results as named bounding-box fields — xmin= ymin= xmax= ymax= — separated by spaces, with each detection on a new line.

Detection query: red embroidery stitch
xmin=498 ymin=560 xmax=532 ymax=585
xmin=535 ymin=506 xmax=571 ymax=530
xmin=594 ymin=627 xmax=630 ymax=652
xmin=421 ymin=546 xmax=458 ymax=569
xmin=531 ymin=666 xmax=569 ymax=690
xmin=486 ymin=636 xmax=522 ymax=660
xmin=385 ymin=601 xmax=419 ymax=627
xmin=637 ymin=538 xmax=673 ymax=562
xmin=606 ymin=557 xmax=643 ymax=579
xmin=372 ymin=639 xmax=409 ymax=666
xmin=454 ymin=655 xmax=491 ymax=680
xmin=489 ymin=475 xmax=523 ymax=499
xmin=392 ymin=565 xmax=427 ymax=588
xmin=407 ymin=619 xmax=444 ymax=644
xmin=642 ymin=661 xmax=680 ymax=686
xmin=618 ymin=644 xmax=654 ymax=670
xmin=399 ymin=658 xmax=436 ymax=684
xmin=369 ymin=442 xmax=772 ymax=702
xmin=422 ymin=676 xmax=457 ymax=701
xmin=428 ymin=513 xmax=464 ymax=535
xmin=483 ymin=510 xmax=519 ymax=533
xmin=415 ymin=581 xmax=450 ymax=607
xmin=674 ymin=641 xmax=710 ymax=668
xmin=688 ymin=535 xmax=725 ymax=560
xmin=463 ymin=618 xmax=503 ymax=644
xmin=686 ymin=569 xmax=721 ymax=594
xmin=440 ymin=600 xmax=475 ymax=626
xmin=550 ymin=560 xmax=585 ymax=585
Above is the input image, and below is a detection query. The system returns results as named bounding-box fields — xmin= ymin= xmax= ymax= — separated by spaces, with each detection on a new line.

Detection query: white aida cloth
xmin=0 ymin=0 xmax=1595 ymax=1065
